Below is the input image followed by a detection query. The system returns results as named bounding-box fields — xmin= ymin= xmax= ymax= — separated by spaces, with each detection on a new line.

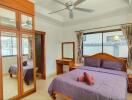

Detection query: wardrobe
xmin=0 ymin=0 xmax=36 ymax=100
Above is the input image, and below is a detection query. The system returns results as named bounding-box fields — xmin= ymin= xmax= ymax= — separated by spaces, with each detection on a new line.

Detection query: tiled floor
xmin=22 ymin=75 xmax=132 ymax=100
xmin=3 ymin=75 xmax=33 ymax=100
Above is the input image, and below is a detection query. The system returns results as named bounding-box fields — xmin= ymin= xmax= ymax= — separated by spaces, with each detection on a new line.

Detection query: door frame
xmin=35 ymin=31 xmax=46 ymax=79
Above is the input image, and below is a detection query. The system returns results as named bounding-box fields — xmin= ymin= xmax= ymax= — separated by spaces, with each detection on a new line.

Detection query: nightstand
xmin=69 ymin=67 xmax=77 ymax=71
xmin=128 ymin=74 xmax=132 ymax=92
xmin=69 ymin=63 xmax=83 ymax=71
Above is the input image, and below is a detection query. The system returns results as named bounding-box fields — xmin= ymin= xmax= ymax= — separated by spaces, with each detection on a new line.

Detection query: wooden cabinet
xmin=128 ymin=74 xmax=132 ymax=92
xmin=0 ymin=1 xmax=35 ymax=100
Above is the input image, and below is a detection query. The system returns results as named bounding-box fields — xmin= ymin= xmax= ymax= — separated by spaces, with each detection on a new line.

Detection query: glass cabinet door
xmin=21 ymin=34 xmax=34 ymax=92
xmin=0 ymin=31 xmax=18 ymax=99
xmin=21 ymin=14 xmax=32 ymax=30
xmin=0 ymin=7 xmax=16 ymax=28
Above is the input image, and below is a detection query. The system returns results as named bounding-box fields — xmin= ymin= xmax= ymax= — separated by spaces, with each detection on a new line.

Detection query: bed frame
xmin=51 ymin=53 xmax=127 ymax=100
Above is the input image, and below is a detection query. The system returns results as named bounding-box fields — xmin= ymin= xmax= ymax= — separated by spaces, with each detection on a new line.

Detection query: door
xmin=35 ymin=31 xmax=46 ymax=79
xmin=21 ymin=33 xmax=35 ymax=93
xmin=0 ymin=31 xmax=20 ymax=100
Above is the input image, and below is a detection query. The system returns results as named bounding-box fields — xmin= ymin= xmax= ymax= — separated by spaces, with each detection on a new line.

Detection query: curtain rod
xmin=75 ymin=23 xmax=132 ymax=32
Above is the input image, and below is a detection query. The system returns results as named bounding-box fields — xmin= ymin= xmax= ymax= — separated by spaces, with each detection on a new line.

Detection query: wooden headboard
xmin=84 ymin=53 xmax=127 ymax=72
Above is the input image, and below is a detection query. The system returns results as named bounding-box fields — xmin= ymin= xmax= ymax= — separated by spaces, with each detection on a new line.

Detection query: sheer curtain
xmin=76 ymin=31 xmax=83 ymax=63
xmin=121 ymin=24 xmax=132 ymax=68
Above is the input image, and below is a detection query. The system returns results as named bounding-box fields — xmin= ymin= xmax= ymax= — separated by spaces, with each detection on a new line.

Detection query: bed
xmin=8 ymin=60 xmax=33 ymax=85
xmin=48 ymin=53 xmax=128 ymax=100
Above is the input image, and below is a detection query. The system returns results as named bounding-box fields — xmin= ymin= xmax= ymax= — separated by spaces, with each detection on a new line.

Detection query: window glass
xmin=83 ymin=33 xmax=102 ymax=56
xmin=103 ymin=31 xmax=128 ymax=57
xmin=83 ymin=30 xmax=128 ymax=58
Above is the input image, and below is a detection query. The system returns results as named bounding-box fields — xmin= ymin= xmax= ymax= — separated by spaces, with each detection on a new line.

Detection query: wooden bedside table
xmin=69 ymin=63 xmax=83 ymax=71
xmin=69 ymin=67 xmax=77 ymax=71
xmin=128 ymin=74 xmax=132 ymax=92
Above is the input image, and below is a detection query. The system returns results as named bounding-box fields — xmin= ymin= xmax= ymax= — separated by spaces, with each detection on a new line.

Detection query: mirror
xmin=62 ymin=42 xmax=75 ymax=60
xmin=0 ymin=7 xmax=16 ymax=28
xmin=1 ymin=31 xmax=18 ymax=99
xmin=22 ymin=34 xmax=34 ymax=92
xmin=21 ymin=14 xmax=32 ymax=30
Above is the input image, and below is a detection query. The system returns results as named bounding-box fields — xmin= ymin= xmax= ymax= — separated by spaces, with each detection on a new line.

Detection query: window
xmin=83 ymin=30 xmax=128 ymax=58
xmin=83 ymin=33 xmax=102 ymax=55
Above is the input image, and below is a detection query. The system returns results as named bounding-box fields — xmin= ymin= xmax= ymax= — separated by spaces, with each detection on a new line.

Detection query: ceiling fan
xmin=48 ymin=0 xmax=94 ymax=19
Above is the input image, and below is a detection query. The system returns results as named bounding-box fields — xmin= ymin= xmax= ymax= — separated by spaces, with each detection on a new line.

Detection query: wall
xmin=2 ymin=55 xmax=28 ymax=74
xmin=35 ymin=13 xmax=63 ymax=77
xmin=62 ymin=13 xmax=132 ymax=62
xmin=35 ymin=8 xmax=132 ymax=77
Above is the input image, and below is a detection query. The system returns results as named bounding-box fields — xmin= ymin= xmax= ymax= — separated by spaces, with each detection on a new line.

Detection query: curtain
xmin=121 ymin=24 xmax=132 ymax=67
xmin=76 ymin=31 xmax=83 ymax=63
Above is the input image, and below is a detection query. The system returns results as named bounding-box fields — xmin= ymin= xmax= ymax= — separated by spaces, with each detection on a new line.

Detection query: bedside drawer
xmin=129 ymin=79 xmax=132 ymax=83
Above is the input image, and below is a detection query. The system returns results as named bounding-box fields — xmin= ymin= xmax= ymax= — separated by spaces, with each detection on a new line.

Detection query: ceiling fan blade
xmin=48 ymin=8 xmax=67 ymax=14
xmin=54 ymin=0 xmax=65 ymax=6
xmin=75 ymin=7 xmax=94 ymax=12
xmin=74 ymin=0 xmax=86 ymax=6
xmin=69 ymin=10 xmax=73 ymax=18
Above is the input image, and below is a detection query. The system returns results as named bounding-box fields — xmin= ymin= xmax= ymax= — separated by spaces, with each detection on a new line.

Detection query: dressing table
xmin=56 ymin=42 xmax=75 ymax=75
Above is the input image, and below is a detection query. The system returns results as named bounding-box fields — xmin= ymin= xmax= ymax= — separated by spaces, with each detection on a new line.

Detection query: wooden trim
xmin=20 ymin=88 xmax=36 ymax=99
xmin=0 ymin=31 xmax=3 ymax=100
xmin=35 ymin=31 xmax=46 ymax=80
xmin=0 ymin=0 xmax=35 ymax=99
xmin=83 ymin=29 xmax=121 ymax=35
xmin=35 ymin=31 xmax=46 ymax=35
xmin=62 ymin=42 xmax=75 ymax=61
xmin=16 ymin=31 xmax=21 ymax=99
xmin=20 ymin=33 xmax=36 ymax=95
xmin=0 ymin=0 xmax=34 ymax=15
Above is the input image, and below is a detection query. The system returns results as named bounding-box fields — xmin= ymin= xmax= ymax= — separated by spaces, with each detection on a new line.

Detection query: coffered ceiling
xmin=34 ymin=0 xmax=132 ymax=23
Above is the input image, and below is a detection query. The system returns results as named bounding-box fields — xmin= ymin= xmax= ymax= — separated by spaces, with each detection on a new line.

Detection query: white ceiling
xmin=34 ymin=0 xmax=132 ymax=22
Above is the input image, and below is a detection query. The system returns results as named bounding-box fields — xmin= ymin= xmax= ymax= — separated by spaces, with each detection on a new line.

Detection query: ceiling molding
xmin=35 ymin=2 xmax=132 ymax=27
xmin=35 ymin=5 xmax=65 ymax=22
xmin=63 ymin=6 xmax=132 ymax=26
xmin=35 ymin=12 xmax=64 ymax=26
xmin=124 ymin=0 xmax=132 ymax=5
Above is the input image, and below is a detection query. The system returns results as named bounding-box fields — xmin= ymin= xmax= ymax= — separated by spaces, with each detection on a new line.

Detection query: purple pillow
xmin=101 ymin=60 xmax=123 ymax=71
xmin=84 ymin=57 xmax=101 ymax=67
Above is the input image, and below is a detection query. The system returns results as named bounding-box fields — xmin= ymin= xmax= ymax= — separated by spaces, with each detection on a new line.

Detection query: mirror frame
xmin=62 ymin=42 xmax=75 ymax=60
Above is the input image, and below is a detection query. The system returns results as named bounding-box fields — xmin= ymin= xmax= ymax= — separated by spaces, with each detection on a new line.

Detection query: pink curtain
xmin=76 ymin=31 xmax=83 ymax=63
xmin=121 ymin=24 xmax=132 ymax=67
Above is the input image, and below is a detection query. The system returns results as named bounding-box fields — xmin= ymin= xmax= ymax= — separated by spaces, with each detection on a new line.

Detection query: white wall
xmin=35 ymin=13 xmax=63 ymax=77
xmin=35 ymin=10 xmax=132 ymax=77
xmin=2 ymin=55 xmax=28 ymax=74
xmin=63 ymin=13 xmax=132 ymax=62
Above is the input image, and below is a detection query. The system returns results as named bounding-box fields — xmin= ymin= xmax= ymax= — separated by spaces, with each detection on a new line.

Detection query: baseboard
xmin=46 ymin=72 xmax=56 ymax=79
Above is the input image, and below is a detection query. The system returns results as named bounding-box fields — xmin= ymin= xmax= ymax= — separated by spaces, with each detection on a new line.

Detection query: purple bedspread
xmin=48 ymin=66 xmax=128 ymax=100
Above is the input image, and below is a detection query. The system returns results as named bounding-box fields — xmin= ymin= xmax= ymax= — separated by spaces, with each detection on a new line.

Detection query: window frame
xmin=82 ymin=29 xmax=127 ymax=57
